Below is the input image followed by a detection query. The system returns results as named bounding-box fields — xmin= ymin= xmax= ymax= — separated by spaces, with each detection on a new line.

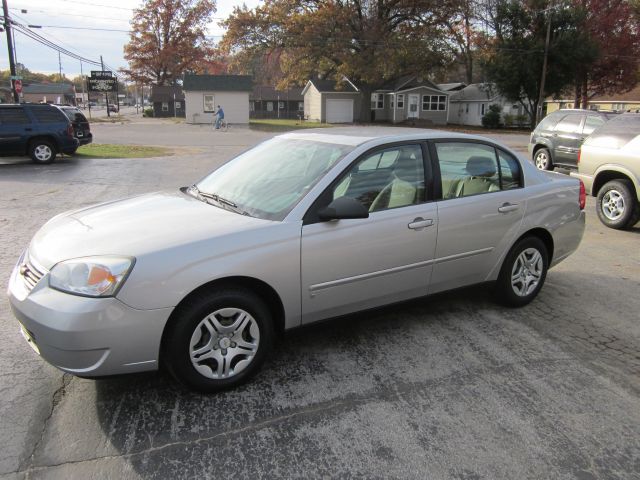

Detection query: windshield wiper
xmin=187 ymin=185 xmax=250 ymax=216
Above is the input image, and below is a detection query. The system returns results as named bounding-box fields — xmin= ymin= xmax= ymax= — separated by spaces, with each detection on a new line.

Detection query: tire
xmin=596 ymin=179 xmax=640 ymax=230
xmin=163 ymin=287 xmax=274 ymax=392
xmin=495 ymin=236 xmax=549 ymax=307
xmin=533 ymin=147 xmax=553 ymax=171
xmin=29 ymin=140 xmax=57 ymax=164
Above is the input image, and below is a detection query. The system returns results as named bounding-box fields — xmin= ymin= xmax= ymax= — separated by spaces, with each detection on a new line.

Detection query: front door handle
xmin=498 ymin=203 xmax=519 ymax=213
xmin=408 ymin=218 xmax=434 ymax=230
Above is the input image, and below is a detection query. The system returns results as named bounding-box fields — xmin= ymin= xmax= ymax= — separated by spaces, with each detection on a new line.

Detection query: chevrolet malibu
xmin=8 ymin=128 xmax=586 ymax=392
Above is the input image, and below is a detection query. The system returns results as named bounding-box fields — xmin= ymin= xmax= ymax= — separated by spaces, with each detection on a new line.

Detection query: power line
xmin=32 ymin=25 xmax=131 ymax=32
xmin=10 ymin=8 xmax=131 ymax=23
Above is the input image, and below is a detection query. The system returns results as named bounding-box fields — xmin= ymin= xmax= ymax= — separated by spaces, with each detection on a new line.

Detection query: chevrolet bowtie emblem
xmin=19 ymin=264 xmax=28 ymax=276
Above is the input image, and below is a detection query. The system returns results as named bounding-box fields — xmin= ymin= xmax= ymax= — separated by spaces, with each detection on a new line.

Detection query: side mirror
xmin=317 ymin=196 xmax=369 ymax=220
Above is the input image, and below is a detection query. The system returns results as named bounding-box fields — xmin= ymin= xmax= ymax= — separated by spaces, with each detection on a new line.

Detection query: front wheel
xmin=163 ymin=288 xmax=274 ymax=392
xmin=596 ymin=179 xmax=640 ymax=230
xmin=533 ymin=148 xmax=553 ymax=170
xmin=495 ymin=236 xmax=548 ymax=307
xmin=29 ymin=140 xmax=57 ymax=164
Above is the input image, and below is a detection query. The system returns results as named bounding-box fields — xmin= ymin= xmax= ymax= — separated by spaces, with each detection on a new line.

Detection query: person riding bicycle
xmin=214 ymin=105 xmax=225 ymax=129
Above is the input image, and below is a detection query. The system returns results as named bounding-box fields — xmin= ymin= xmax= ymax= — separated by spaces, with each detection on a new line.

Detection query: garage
xmin=325 ymin=99 xmax=354 ymax=123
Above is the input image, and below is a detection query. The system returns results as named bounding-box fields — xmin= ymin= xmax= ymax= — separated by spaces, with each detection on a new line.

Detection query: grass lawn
xmin=249 ymin=118 xmax=333 ymax=131
xmin=75 ymin=144 xmax=173 ymax=159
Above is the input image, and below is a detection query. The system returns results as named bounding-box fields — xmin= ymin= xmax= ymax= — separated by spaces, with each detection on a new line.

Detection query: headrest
xmin=466 ymin=156 xmax=496 ymax=177
xmin=394 ymin=149 xmax=420 ymax=182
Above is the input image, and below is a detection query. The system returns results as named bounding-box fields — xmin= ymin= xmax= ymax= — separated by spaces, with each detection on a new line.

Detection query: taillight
xmin=579 ymin=180 xmax=586 ymax=210
xmin=577 ymin=148 xmax=581 ymax=165
xmin=66 ymin=124 xmax=74 ymax=137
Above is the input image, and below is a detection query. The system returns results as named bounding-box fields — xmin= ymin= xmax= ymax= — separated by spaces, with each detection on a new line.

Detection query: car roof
xmin=279 ymin=127 xmax=498 ymax=147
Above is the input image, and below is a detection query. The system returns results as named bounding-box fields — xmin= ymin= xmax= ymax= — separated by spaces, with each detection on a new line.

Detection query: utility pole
xmin=58 ymin=51 xmax=64 ymax=104
xmin=2 ymin=0 xmax=19 ymax=103
xmin=101 ymin=55 xmax=110 ymax=117
xmin=536 ymin=4 xmax=553 ymax=126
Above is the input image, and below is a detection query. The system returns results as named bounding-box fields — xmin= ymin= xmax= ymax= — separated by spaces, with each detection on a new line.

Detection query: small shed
xmin=183 ymin=74 xmax=253 ymax=125
xmin=302 ymin=77 xmax=361 ymax=123
xmin=150 ymin=86 xmax=185 ymax=117
xmin=372 ymin=76 xmax=449 ymax=125
xmin=250 ymin=86 xmax=304 ymax=119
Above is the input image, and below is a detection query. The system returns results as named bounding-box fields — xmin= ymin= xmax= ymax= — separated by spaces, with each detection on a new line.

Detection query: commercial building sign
xmin=88 ymin=71 xmax=117 ymax=92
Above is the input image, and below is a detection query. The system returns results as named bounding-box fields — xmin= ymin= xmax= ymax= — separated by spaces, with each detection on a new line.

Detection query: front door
xmin=429 ymin=141 xmax=527 ymax=293
xmin=300 ymin=143 xmax=437 ymax=324
xmin=552 ymin=113 xmax=585 ymax=166
xmin=408 ymin=94 xmax=419 ymax=119
xmin=0 ymin=107 xmax=31 ymax=155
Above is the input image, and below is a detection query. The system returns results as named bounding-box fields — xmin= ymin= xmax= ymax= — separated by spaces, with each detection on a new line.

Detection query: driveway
xmin=0 ymin=125 xmax=638 ymax=479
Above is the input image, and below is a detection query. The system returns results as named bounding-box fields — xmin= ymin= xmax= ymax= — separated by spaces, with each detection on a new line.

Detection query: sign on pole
xmin=14 ymin=79 xmax=22 ymax=94
xmin=87 ymin=71 xmax=117 ymax=92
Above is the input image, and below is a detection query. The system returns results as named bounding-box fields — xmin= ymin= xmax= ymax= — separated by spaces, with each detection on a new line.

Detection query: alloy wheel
xmin=534 ymin=151 xmax=549 ymax=170
xmin=601 ymin=189 xmax=625 ymax=221
xmin=34 ymin=145 xmax=53 ymax=162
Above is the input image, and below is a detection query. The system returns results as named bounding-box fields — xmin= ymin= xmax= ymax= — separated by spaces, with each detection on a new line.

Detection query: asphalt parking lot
xmin=0 ymin=123 xmax=639 ymax=479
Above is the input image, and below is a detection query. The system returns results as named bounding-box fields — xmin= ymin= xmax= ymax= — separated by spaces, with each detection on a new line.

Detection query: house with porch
xmin=448 ymin=83 xmax=527 ymax=127
xmin=370 ymin=76 xmax=449 ymax=125
xmin=545 ymin=85 xmax=640 ymax=114
xmin=183 ymin=74 xmax=253 ymax=124
xmin=250 ymin=86 xmax=304 ymax=119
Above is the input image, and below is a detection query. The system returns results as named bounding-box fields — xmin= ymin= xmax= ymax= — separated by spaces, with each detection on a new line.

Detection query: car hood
xmin=29 ymin=190 xmax=270 ymax=269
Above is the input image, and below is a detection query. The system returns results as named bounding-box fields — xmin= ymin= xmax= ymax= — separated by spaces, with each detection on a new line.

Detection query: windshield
xmin=196 ymin=137 xmax=353 ymax=220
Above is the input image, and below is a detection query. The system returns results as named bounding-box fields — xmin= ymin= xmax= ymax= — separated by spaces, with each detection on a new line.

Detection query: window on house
xmin=162 ymin=102 xmax=169 ymax=111
xmin=371 ymin=93 xmax=384 ymax=109
xmin=390 ymin=96 xmax=394 ymax=109
xmin=267 ymin=102 xmax=274 ymax=112
xmin=203 ymin=94 xmax=215 ymax=112
xmin=298 ymin=102 xmax=304 ymax=111
xmin=422 ymin=95 xmax=446 ymax=111
xmin=279 ymin=101 xmax=285 ymax=110
xmin=397 ymin=94 xmax=404 ymax=109
xmin=479 ymin=104 xmax=486 ymax=115
xmin=465 ymin=103 xmax=469 ymax=114
xmin=249 ymin=102 xmax=255 ymax=112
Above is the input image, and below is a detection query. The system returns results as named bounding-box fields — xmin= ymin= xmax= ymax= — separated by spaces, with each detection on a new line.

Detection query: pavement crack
xmin=20 ymin=373 xmax=72 ymax=474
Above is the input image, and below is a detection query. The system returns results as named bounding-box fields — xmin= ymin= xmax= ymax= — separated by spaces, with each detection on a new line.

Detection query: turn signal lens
xmin=49 ymin=256 xmax=134 ymax=297
xmin=579 ymin=180 xmax=586 ymax=210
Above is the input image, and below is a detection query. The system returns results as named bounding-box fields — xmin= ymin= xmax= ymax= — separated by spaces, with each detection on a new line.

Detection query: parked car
xmin=57 ymin=106 xmax=92 ymax=147
xmin=0 ymin=103 xmax=79 ymax=163
xmin=573 ymin=113 xmax=640 ymax=229
xmin=528 ymin=109 xmax=616 ymax=170
xmin=8 ymin=128 xmax=586 ymax=391
xmin=108 ymin=104 xmax=118 ymax=113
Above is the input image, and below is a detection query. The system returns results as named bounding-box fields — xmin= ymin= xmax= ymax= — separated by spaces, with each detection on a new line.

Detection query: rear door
xmin=429 ymin=141 xmax=527 ymax=293
xmin=0 ymin=107 xmax=32 ymax=154
xmin=552 ymin=113 xmax=585 ymax=166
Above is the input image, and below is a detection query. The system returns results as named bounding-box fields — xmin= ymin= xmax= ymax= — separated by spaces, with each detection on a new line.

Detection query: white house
xmin=183 ymin=74 xmax=253 ymax=125
xmin=302 ymin=77 xmax=362 ymax=123
xmin=448 ymin=83 xmax=527 ymax=127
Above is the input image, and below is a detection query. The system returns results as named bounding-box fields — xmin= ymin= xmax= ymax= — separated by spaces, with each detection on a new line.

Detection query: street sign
xmin=10 ymin=75 xmax=22 ymax=80
xmin=14 ymin=80 xmax=22 ymax=94
xmin=90 ymin=71 xmax=112 ymax=77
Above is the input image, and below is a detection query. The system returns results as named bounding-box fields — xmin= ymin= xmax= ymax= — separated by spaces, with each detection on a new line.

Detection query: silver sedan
xmin=8 ymin=128 xmax=585 ymax=391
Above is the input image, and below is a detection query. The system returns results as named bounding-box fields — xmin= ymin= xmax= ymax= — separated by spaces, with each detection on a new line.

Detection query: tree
xmin=122 ymin=0 xmax=216 ymax=85
xmin=221 ymin=0 xmax=458 ymax=121
xmin=571 ymin=0 xmax=640 ymax=108
xmin=482 ymin=0 xmax=597 ymax=126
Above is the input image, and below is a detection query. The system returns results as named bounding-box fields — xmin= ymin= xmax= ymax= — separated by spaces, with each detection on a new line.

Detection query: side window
xmin=0 ymin=108 xmax=30 ymax=124
xmin=30 ymin=108 xmax=67 ymax=124
xmin=582 ymin=115 xmax=605 ymax=135
xmin=435 ymin=142 xmax=500 ymax=199
xmin=332 ymin=145 xmax=425 ymax=212
xmin=554 ymin=114 xmax=583 ymax=133
xmin=497 ymin=150 xmax=522 ymax=190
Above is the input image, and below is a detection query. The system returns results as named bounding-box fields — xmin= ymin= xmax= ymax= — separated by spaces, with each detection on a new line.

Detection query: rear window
xmin=0 ymin=107 xmax=30 ymax=124
xmin=535 ymin=112 xmax=562 ymax=131
xmin=584 ymin=114 xmax=640 ymax=149
xmin=62 ymin=109 xmax=88 ymax=123
xmin=30 ymin=107 xmax=68 ymax=123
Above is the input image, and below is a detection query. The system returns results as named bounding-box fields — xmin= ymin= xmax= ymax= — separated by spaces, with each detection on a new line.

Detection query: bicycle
xmin=213 ymin=116 xmax=229 ymax=132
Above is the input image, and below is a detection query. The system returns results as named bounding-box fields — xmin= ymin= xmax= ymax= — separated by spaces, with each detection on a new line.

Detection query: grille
xmin=19 ymin=256 xmax=47 ymax=292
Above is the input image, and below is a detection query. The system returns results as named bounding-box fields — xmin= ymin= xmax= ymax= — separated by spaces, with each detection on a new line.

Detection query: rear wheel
xmin=533 ymin=147 xmax=553 ymax=170
xmin=495 ymin=236 xmax=548 ymax=307
xmin=163 ymin=287 xmax=274 ymax=392
xmin=596 ymin=179 xmax=640 ymax=230
xmin=29 ymin=140 xmax=57 ymax=164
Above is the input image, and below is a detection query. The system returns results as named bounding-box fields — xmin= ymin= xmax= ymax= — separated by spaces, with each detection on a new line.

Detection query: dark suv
xmin=528 ymin=109 xmax=616 ymax=170
xmin=58 ymin=106 xmax=92 ymax=146
xmin=0 ymin=103 xmax=79 ymax=164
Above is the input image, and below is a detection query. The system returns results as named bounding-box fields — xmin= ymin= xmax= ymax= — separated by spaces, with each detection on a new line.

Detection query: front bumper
xmin=8 ymin=257 xmax=173 ymax=376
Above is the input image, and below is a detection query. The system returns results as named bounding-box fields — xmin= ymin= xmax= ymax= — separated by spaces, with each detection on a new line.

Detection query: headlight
xmin=49 ymin=256 xmax=135 ymax=297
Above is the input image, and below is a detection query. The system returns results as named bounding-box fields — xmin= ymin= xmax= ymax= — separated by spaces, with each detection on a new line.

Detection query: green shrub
xmin=503 ymin=113 xmax=514 ymax=127
xmin=481 ymin=104 xmax=502 ymax=129
xmin=143 ymin=108 xmax=154 ymax=117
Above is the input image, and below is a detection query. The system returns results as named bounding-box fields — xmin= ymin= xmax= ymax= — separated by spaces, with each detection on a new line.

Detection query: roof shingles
xmin=183 ymin=74 xmax=253 ymax=92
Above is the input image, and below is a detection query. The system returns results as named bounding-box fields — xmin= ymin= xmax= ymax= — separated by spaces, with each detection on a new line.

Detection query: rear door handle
xmin=498 ymin=203 xmax=519 ymax=213
xmin=408 ymin=218 xmax=434 ymax=230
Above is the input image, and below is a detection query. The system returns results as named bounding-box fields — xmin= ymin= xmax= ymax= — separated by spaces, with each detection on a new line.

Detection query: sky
xmin=1 ymin=0 xmax=261 ymax=78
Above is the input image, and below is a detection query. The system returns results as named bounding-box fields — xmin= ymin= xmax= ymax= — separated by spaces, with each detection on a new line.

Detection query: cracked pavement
xmin=1 ymin=122 xmax=639 ymax=479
